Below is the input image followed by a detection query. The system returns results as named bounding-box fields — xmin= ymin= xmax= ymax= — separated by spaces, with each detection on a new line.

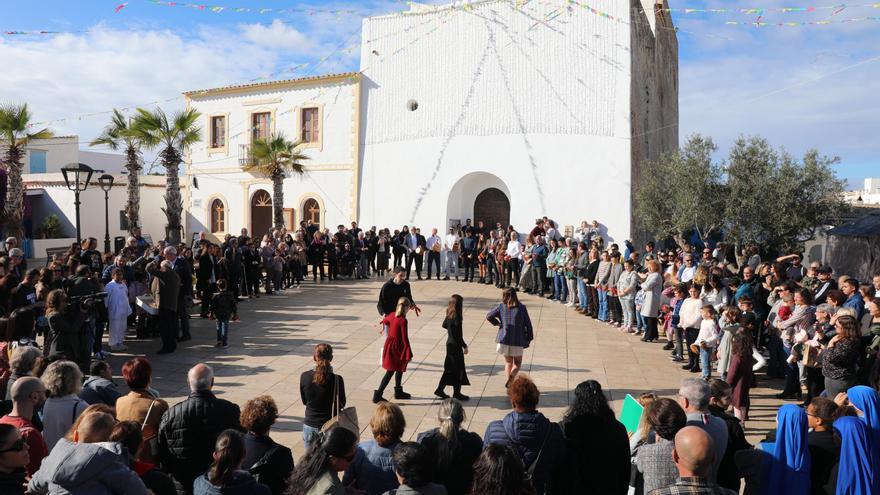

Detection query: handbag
xmin=321 ymin=375 xmax=359 ymax=435
xmin=142 ymin=400 xmax=159 ymax=459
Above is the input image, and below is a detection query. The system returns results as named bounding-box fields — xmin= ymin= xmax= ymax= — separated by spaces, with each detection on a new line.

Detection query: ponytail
xmin=434 ymin=399 xmax=465 ymax=470
xmin=207 ymin=430 xmax=245 ymax=486
xmin=312 ymin=343 xmax=334 ymax=385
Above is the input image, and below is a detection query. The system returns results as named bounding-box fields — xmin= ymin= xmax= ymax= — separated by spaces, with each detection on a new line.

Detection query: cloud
xmin=241 ymin=19 xmax=315 ymax=53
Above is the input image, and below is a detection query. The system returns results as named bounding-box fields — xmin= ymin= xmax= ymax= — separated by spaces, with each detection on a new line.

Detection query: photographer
xmin=64 ymin=266 xmax=102 ymax=371
xmin=44 ymin=290 xmax=86 ymax=364
xmin=147 ymin=260 xmax=180 ymax=355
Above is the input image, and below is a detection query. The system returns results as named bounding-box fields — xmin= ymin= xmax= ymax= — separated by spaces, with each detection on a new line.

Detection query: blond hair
xmin=394 ymin=297 xmax=410 ymax=317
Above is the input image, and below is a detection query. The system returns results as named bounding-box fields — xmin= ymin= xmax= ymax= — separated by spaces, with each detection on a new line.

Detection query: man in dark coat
xmin=158 ymin=363 xmax=242 ymax=494
xmin=196 ymin=244 xmax=218 ymax=317
xmin=147 ymin=260 xmax=180 ymax=354
xmin=223 ymin=238 xmax=243 ymax=300
xmin=377 ymin=267 xmax=420 ymax=317
xmin=169 ymin=247 xmax=193 ymax=342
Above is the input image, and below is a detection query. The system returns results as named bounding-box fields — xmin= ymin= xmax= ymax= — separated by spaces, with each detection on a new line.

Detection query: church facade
xmin=184 ymin=0 xmax=677 ymax=243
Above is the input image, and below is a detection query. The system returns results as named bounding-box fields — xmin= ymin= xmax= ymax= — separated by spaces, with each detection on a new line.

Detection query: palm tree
xmin=0 ymin=103 xmax=52 ymax=239
xmin=242 ymin=132 xmax=309 ymax=230
xmin=90 ymin=109 xmax=145 ymax=235
xmin=132 ymin=107 xmax=201 ymax=244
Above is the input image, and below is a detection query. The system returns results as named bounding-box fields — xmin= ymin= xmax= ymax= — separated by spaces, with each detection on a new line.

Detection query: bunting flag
xmin=115 ymin=3 xmax=129 ymax=13
xmin=657 ymin=3 xmax=880 ymax=14
xmin=724 ymin=15 xmax=880 ymax=26
xmin=131 ymin=0 xmax=363 ymax=17
xmin=2 ymin=30 xmax=82 ymax=36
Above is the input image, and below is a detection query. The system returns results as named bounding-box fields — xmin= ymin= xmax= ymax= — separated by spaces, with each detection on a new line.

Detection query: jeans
xmin=673 ymin=326 xmax=684 ymax=358
xmin=533 ymin=265 xmax=547 ymax=295
xmin=302 ymin=424 xmax=322 ymax=452
xmin=445 ymin=252 xmax=459 ymax=278
xmin=216 ymin=320 xmax=229 ymax=345
xmin=597 ymin=288 xmax=608 ymax=320
xmin=577 ymin=279 xmax=588 ymax=309
xmin=566 ymin=278 xmax=577 ymax=305
xmin=553 ymin=273 xmax=567 ymax=301
xmin=700 ymin=347 xmax=712 ymax=379
xmin=620 ymin=298 xmax=635 ymax=328
xmin=635 ymin=311 xmax=646 ymax=333
xmin=685 ymin=327 xmax=700 ymax=370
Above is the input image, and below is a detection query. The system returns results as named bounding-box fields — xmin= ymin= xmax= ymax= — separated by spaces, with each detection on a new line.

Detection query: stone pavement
xmin=107 ymin=277 xmax=787 ymax=458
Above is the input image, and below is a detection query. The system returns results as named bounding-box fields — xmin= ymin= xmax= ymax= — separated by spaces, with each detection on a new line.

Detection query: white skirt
xmin=497 ymin=343 xmax=524 ymax=357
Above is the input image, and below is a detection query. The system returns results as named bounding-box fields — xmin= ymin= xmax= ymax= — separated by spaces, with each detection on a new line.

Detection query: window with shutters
xmin=210 ymin=116 xmax=226 ymax=148
xmin=301 ymin=107 xmax=320 ymax=144
xmin=252 ymin=112 xmax=271 ymax=142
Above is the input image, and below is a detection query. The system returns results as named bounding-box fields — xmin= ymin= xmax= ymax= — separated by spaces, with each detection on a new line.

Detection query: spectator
xmin=109 ymin=420 xmax=176 ymax=495
xmin=677 ymin=378 xmax=729 ymax=482
xmin=0 ymin=377 xmax=48 ymax=477
xmin=79 ymin=360 xmax=123 ymax=406
xmin=158 ymin=363 xmax=242 ymax=494
xmin=806 ymin=398 xmax=840 ymax=493
xmin=116 ymin=357 xmax=168 ymax=464
xmin=555 ymin=380 xmax=629 ymax=494
xmin=4 ymin=346 xmax=40 ymax=401
xmin=482 ymin=375 xmax=564 ymax=495
xmin=193 ymin=429 xmax=270 ymax=495
xmin=344 ymin=402 xmax=406 ymax=495
xmin=384 ymin=442 xmax=447 ymax=495
xmin=827 ymin=416 xmax=879 ymax=494
xmin=40 ymin=360 xmax=88 ymax=451
xmin=737 ymin=404 xmax=810 ymax=494
xmin=846 ymin=385 xmax=880 ymax=459
xmin=300 ymin=344 xmax=346 ymax=451
xmin=44 ymin=289 xmax=86 ymax=367
xmin=146 ymin=259 xmax=180 ymax=354
xmin=240 ymin=395 xmax=294 ymax=495
xmin=469 ymin=444 xmax=535 ymax=495
xmin=62 ymin=403 xmax=115 ymax=442
xmin=822 ymin=315 xmax=861 ymax=398
xmin=416 ymin=398 xmax=482 ymax=495
xmin=28 ymin=411 xmax=149 ymax=494
xmin=649 ymin=426 xmax=736 ymax=495
xmin=841 ymin=278 xmax=865 ymax=320
xmin=635 ymin=398 xmax=688 ymax=494
xmin=287 ymin=426 xmax=358 ymax=495
xmin=0 ymin=424 xmax=29 ymax=495
xmin=707 ymin=379 xmax=751 ymax=493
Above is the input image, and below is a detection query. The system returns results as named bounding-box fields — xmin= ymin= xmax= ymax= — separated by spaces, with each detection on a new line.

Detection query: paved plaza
xmin=111 ymin=278 xmax=786 ymax=457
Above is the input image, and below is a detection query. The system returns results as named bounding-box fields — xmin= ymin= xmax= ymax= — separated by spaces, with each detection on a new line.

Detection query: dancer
xmin=373 ymin=297 xmax=414 ymax=403
xmin=435 ymin=294 xmax=470 ymax=401
xmin=487 ymin=288 xmax=533 ymax=388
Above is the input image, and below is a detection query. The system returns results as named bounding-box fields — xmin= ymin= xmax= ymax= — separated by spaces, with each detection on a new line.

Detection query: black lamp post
xmin=60 ymin=163 xmax=95 ymax=246
xmin=98 ymin=174 xmax=114 ymax=253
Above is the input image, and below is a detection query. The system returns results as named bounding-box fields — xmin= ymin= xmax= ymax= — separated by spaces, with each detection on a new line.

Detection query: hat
xmin=817 ymin=265 xmax=833 ymax=274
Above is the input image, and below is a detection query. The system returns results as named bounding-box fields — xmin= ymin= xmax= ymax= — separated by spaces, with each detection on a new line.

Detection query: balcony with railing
xmin=238 ymin=144 xmax=251 ymax=168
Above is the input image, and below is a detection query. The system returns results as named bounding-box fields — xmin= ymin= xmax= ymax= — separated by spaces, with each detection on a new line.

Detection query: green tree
xmin=90 ymin=109 xmax=145 ymax=234
xmin=133 ymin=107 xmax=201 ymax=244
xmin=0 ymin=103 xmax=52 ymax=239
xmin=635 ymin=134 xmax=726 ymax=247
xmin=242 ymin=132 xmax=309 ymax=230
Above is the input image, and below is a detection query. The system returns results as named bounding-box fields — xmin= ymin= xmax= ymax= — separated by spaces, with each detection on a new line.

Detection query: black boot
xmin=372 ymin=390 xmax=386 ymax=404
xmin=394 ymin=386 xmax=411 ymax=400
xmin=434 ymin=387 xmax=449 ymax=399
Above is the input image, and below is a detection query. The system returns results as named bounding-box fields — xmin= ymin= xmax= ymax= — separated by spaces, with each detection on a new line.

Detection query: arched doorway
xmin=302 ymin=197 xmax=321 ymax=227
xmin=474 ymin=188 xmax=510 ymax=230
xmin=251 ymin=189 xmax=273 ymax=237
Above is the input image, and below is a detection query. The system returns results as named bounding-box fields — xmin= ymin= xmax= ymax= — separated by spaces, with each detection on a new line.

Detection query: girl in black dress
xmin=435 ymin=294 xmax=470 ymax=401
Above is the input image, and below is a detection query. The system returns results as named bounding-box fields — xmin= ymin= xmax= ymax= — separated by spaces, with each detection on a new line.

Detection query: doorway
xmin=473 ymin=187 xmax=510 ymax=230
xmin=251 ymin=189 xmax=273 ymax=238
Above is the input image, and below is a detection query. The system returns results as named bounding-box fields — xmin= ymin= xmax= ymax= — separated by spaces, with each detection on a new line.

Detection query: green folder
xmin=620 ymin=394 xmax=644 ymax=434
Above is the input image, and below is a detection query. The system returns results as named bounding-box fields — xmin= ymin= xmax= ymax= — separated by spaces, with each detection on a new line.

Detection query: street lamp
xmin=98 ymin=174 xmax=114 ymax=253
xmin=60 ymin=163 xmax=95 ymax=245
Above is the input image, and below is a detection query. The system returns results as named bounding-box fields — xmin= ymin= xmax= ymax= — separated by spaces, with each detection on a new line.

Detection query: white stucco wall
xmin=24 ymin=137 xmax=78 ymax=174
xmin=358 ymin=0 xmax=633 ymax=241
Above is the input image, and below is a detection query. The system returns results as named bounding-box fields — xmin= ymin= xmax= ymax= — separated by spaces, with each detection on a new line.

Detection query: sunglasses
xmin=0 ymin=438 xmax=25 ymax=453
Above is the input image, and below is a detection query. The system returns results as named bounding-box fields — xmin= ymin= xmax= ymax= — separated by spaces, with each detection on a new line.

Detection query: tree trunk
xmin=272 ymin=171 xmax=284 ymax=230
xmin=3 ymin=145 xmax=25 ymax=240
xmin=162 ymin=146 xmax=183 ymax=244
xmin=125 ymin=144 xmax=142 ymax=233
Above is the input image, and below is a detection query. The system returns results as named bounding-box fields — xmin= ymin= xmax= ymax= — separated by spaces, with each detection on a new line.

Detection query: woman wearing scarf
xmin=737 ymin=404 xmax=811 ymax=494
xmin=827 ymin=416 xmax=879 ymax=494
xmin=846 ymin=386 xmax=880 ymax=456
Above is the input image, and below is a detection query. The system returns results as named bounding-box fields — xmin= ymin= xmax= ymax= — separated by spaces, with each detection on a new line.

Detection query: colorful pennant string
xmin=136 ymin=0 xmax=363 ymax=17
xmin=2 ymin=30 xmax=84 ymax=36
xmin=658 ymin=3 xmax=880 ymax=14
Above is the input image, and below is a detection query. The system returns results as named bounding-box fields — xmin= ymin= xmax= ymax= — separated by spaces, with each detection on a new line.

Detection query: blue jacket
xmin=486 ymin=304 xmax=533 ymax=348
xmin=483 ymin=411 xmax=565 ymax=495
xmin=844 ymin=293 xmax=865 ymax=320
xmin=343 ymin=439 xmax=399 ymax=495
xmin=531 ymin=244 xmax=549 ymax=268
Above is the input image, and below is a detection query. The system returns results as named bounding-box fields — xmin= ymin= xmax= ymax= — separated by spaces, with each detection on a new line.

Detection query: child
xmin=679 ymin=284 xmax=704 ymax=373
xmin=725 ymin=328 xmax=755 ymax=422
xmin=694 ymin=305 xmax=720 ymax=380
xmin=374 ymin=297 xmax=414 ymax=403
xmin=716 ymin=306 xmax=742 ymax=380
xmin=210 ymin=279 xmax=238 ymax=348
xmin=668 ymin=284 xmax=686 ymax=362
xmin=105 ymin=267 xmax=132 ymax=352
xmin=634 ymin=287 xmax=647 ymax=336
xmin=271 ymin=249 xmax=285 ymax=293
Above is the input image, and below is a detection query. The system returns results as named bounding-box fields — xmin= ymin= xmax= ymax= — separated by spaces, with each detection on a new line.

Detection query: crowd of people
xmin=0 ymin=213 xmax=879 ymax=494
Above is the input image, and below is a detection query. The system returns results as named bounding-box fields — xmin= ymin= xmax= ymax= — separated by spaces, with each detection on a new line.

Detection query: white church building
xmin=184 ymin=0 xmax=678 ymax=243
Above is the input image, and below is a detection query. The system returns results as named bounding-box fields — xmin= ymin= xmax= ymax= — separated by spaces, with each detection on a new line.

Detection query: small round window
xmin=407 ymin=99 xmax=419 ymax=112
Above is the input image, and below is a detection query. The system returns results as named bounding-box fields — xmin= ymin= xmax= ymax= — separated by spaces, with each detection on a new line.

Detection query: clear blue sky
xmin=2 ymin=0 xmax=878 ymax=186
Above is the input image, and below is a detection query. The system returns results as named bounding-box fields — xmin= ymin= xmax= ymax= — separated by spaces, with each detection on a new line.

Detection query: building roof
xmin=184 ymin=72 xmax=360 ymax=97
xmin=828 ymin=208 xmax=880 ymax=237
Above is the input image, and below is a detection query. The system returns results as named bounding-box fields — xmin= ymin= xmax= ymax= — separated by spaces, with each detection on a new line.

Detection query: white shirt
xmin=444 ymin=234 xmax=459 ymax=251
xmin=506 ymin=240 xmax=523 ymax=259
xmin=426 ymin=235 xmax=441 ymax=250
xmin=679 ymin=265 xmax=697 ymax=283
xmin=695 ymin=318 xmax=720 ymax=348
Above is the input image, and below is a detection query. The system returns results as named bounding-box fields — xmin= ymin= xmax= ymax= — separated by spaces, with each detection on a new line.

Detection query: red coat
xmin=382 ymin=313 xmax=413 ymax=372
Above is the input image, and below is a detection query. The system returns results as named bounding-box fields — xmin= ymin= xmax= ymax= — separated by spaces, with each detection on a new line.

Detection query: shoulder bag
xmin=141 ymin=400 xmax=160 ymax=459
xmin=321 ymin=375 xmax=359 ymax=435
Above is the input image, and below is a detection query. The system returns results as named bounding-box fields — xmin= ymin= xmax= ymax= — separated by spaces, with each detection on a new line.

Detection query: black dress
xmin=438 ymin=317 xmax=469 ymax=387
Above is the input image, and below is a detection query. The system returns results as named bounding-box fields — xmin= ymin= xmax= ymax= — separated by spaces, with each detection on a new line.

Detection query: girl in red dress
xmin=373 ymin=297 xmax=414 ymax=403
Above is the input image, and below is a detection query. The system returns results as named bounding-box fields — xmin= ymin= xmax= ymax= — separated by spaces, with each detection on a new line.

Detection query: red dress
xmin=726 ymin=352 xmax=754 ymax=409
xmin=381 ymin=313 xmax=413 ymax=372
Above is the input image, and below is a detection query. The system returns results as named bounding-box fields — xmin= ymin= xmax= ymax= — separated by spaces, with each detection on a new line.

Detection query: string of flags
xmin=121 ymin=0 xmax=363 ymax=17
xmin=3 ymin=31 xmax=85 ymax=36
xmin=658 ymin=4 xmax=880 ymax=15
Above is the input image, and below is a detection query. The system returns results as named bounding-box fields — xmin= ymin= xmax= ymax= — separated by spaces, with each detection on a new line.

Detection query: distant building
xmin=843 ymin=177 xmax=880 ymax=205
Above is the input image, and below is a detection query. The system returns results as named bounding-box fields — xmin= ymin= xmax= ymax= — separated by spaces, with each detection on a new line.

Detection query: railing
xmin=238 ymin=144 xmax=251 ymax=168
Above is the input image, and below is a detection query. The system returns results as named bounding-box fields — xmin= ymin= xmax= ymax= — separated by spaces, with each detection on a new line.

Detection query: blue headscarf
xmin=847 ymin=385 xmax=880 ymax=455
xmin=760 ymin=404 xmax=811 ymax=495
xmin=834 ymin=416 xmax=880 ymax=495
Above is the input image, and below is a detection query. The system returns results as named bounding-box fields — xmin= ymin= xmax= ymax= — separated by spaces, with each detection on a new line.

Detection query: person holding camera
xmin=44 ymin=290 xmax=86 ymax=365
xmin=147 ymin=260 xmax=180 ymax=355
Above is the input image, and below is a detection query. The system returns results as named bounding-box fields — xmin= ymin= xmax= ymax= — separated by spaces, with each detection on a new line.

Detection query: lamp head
xmin=98 ymin=174 xmax=114 ymax=192
xmin=60 ymin=163 xmax=95 ymax=193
